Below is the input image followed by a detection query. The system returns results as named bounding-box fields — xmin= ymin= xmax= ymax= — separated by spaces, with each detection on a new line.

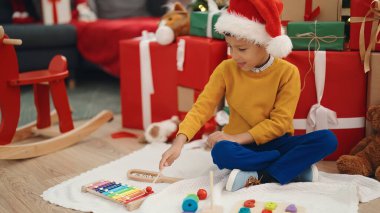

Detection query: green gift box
xmin=287 ymin=22 xmax=345 ymax=50
xmin=190 ymin=11 xmax=224 ymax=40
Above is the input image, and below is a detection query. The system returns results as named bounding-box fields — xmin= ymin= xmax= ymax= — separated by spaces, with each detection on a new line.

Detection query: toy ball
xmin=145 ymin=186 xmax=152 ymax=193
xmin=197 ymin=188 xmax=207 ymax=200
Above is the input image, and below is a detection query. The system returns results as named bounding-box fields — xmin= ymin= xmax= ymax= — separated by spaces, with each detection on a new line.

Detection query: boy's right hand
xmin=159 ymin=134 xmax=187 ymax=170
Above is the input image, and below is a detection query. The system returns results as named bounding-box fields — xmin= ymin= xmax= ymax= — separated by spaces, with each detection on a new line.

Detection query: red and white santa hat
xmin=215 ymin=0 xmax=292 ymax=58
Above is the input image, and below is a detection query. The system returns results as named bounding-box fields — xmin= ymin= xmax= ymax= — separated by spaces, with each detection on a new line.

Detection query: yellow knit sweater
xmin=178 ymin=58 xmax=301 ymax=145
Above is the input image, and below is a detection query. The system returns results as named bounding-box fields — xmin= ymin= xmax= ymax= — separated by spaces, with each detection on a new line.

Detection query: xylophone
xmin=82 ymin=180 xmax=153 ymax=211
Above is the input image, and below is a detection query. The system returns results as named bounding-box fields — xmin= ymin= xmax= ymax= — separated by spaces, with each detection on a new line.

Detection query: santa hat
xmin=215 ymin=0 xmax=292 ymax=58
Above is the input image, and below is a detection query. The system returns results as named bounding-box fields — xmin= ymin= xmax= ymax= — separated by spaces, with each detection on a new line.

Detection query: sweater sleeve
xmin=249 ymin=66 xmax=301 ymax=144
xmin=177 ymin=62 xmax=226 ymax=141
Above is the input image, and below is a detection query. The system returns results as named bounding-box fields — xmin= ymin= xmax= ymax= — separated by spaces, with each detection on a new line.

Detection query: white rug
xmin=42 ymin=140 xmax=380 ymax=213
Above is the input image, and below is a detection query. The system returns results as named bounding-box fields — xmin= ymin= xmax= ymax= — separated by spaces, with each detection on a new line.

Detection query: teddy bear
xmin=336 ymin=105 xmax=380 ymax=181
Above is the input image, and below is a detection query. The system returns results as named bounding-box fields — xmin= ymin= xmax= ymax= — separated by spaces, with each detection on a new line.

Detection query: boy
xmin=159 ymin=0 xmax=337 ymax=192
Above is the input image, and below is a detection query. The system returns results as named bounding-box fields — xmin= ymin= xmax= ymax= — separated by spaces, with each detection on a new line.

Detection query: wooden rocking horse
xmin=0 ymin=26 xmax=113 ymax=160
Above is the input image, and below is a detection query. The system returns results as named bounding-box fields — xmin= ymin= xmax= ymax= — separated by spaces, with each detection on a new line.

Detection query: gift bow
xmin=139 ymin=31 xmax=156 ymax=129
xmin=304 ymin=0 xmax=320 ymax=21
xmin=306 ymin=104 xmax=338 ymax=133
xmin=305 ymin=51 xmax=338 ymax=133
xmin=291 ymin=21 xmax=344 ymax=51
xmin=350 ymin=0 xmax=380 ymax=73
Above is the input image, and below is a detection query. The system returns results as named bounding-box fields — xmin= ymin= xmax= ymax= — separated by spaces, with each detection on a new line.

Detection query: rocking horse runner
xmin=0 ymin=26 xmax=113 ymax=160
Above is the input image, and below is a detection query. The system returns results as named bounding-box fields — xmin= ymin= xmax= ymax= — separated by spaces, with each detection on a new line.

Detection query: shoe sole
xmin=311 ymin=164 xmax=319 ymax=182
xmin=226 ymin=169 xmax=240 ymax=192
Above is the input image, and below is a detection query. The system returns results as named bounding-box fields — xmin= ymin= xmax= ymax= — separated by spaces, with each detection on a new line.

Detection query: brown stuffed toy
xmin=336 ymin=105 xmax=380 ymax=181
xmin=155 ymin=2 xmax=190 ymax=45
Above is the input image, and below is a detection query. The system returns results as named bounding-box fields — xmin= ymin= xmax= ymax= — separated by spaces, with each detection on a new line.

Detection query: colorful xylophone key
xmin=82 ymin=180 xmax=154 ymax=211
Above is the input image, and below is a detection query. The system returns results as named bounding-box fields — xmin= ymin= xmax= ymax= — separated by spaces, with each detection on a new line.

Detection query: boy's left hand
xmin=206 ymin=131 xmax=236 ymax=148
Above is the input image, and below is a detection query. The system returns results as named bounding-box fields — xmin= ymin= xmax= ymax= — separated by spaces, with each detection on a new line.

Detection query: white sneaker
xmin=225 ymin=169 xmax=259 ymax=192
xmin=294 ymin=164 xmax=319 ymax=182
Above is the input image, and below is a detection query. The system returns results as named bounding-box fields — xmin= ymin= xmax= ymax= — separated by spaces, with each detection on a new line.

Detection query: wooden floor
xmin=0 ymin=115 xmax=379 ymax=213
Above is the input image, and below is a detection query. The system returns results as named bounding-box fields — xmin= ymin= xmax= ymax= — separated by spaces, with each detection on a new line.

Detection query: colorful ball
xmin=145 ymin=186 xmax=152 ymax=193
xmin=197 ymin=189 xmax=207 ymax=200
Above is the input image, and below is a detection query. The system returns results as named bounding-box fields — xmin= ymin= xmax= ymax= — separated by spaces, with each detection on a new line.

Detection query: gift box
xmin=350 ymin=0 xmax=380 ymax=52
xmin=282 ymin=0 xmax=342 ymax=21
xmin=120 ymin=37 xmax=178 ymax=130
xmin=366 ymin=53 xmax=380 ymax=135
xmin=41 ymin=0 xmax=72 ymax=25
xmin=178 ymin=86 xmax=201 ymax=113
xmin=285 ymin=51 xmax=367 ymax=160
xmin=177 ymin=86 xmax=217 ymax=140
xmin=177 ymin=36 xmax=227 ymax=91
xmin=189 ymin=11 xmax=224 ymax=40
xmin=287 ymin=21 xmax=345 ymax=50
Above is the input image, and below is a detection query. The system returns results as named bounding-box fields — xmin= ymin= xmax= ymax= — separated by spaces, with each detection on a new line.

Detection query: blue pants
xmin=211 ymin=130 xmax=338 ymax=184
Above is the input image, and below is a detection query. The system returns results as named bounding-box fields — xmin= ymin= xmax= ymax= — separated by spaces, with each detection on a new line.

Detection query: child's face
xmin=225 ymin=36 xmax=269 ymax=72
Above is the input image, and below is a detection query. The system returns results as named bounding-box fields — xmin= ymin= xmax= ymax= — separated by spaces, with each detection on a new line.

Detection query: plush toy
xmin=140 ymin=116 xmax=180 ymax=144
xmin=9 ymin=0 xmax=35 ymax=24
xmin=336 ymin=105 xmax=380 ymax=181
xmin=72 ymin=0 xmax=97 ymax=22
xmin=155 ymin=2 xmax=190 ymax=45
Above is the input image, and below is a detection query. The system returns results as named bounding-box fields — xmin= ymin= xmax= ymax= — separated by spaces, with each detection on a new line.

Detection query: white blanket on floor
xmin=42 ymin=140 xmax=380 ymax=213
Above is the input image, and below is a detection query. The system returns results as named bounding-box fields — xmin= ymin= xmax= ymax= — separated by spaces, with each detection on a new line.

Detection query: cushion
xmin=146 ymin=0 xmax=168 ymax=17
xmin=3 ymin=24 xmax=76 ymax=49
xmin=0 ymin=0 xmax=12 ymax=24
xmin=94 ymin=0 xmax=149 ymax=19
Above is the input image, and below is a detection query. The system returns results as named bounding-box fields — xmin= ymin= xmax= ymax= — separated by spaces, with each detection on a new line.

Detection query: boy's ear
xmin=173 ymin=2 xmax=187 ymax=13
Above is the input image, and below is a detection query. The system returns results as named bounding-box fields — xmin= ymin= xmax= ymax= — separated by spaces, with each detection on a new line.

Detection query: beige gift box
xmin=282 ymin=0 xmax=343 ymax=21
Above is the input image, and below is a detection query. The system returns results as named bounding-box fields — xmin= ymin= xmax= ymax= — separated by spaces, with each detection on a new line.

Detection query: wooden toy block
xmin=232 ymin=200 xmax=306 ymax=213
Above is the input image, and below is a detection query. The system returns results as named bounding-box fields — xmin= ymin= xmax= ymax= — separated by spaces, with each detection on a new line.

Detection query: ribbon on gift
xmin=294 ymin=51 xmax=365 ymax=132
xmin=177 ymin=39 xmax=186 ymax=71
xmin=350 ymin=0 xmax=380 ymax=73
xmin=290 ymin=21 xmax=344 ymax=51
xmin=304 ymin=0 xmax=321 ymax=21
xmin=139 ymin=31 xmax=156 ymax=129
xmin=290 ymin=21 xmax=344 ymax=91
xmin=48 ymin=0 xmax=61 ymax=24
xmin=206 ymin=0 xmax=220 ymax=38
xmin=305 ymin=51 xmax=338 ymax=132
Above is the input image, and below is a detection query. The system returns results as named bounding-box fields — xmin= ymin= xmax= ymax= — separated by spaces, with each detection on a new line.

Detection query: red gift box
xmin=177 ymin=36 xmax=227 ymax=91
xmin=350 ymin=0 xmax=380 ymax=52
xmin=285 ymin=51 xmax=367 ymax=160
xmin=120 ymin=37 xmax=178 ymax=129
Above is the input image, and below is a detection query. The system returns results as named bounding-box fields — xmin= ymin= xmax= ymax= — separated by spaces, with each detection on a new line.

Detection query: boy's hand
xmin=159 ymin=134 xmax=187 ymax=170
xmin=206 ymin=131 xmax=236 ymax=148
